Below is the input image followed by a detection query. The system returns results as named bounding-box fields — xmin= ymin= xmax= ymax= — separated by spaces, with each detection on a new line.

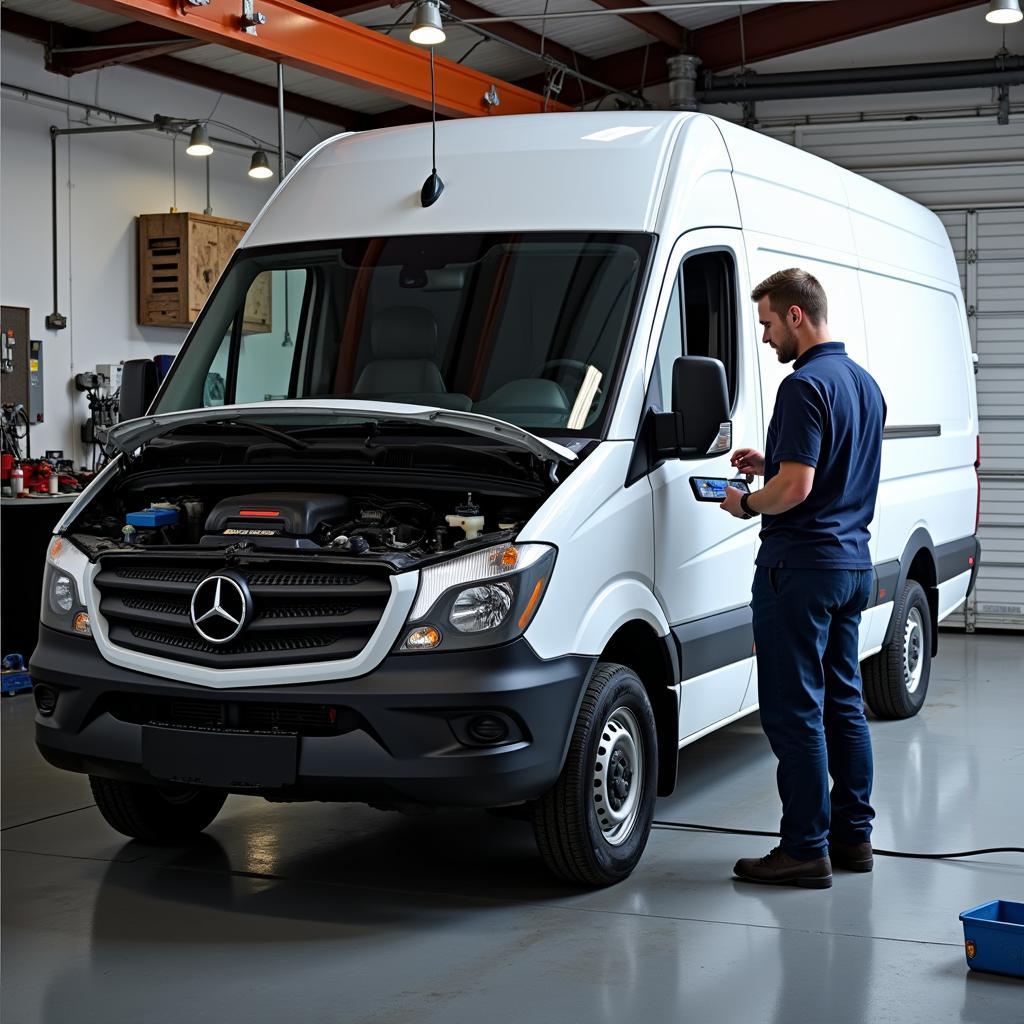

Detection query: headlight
xmin=40 ymin=541 xmax=92 ymax=637
xmin=50 ymin=575 xmax=76 ymax=615
xmin=401 ymin=543 xmax=555 ymax=652
xmin=450 ymin=583 xmax=514 ymax=633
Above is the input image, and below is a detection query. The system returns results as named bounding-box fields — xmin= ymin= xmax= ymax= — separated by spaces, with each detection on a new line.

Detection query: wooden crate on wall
xmin=137 ymin=212 xmax=271 ymax=331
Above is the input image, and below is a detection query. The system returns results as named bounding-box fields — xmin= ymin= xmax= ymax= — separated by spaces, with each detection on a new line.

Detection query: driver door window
xmin=652 ymin=250 xmax=739 ymax=413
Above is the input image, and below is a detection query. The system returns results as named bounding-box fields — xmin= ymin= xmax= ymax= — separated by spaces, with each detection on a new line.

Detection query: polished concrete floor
xmin=3 ymin=632 xmax=1022 ymax=1024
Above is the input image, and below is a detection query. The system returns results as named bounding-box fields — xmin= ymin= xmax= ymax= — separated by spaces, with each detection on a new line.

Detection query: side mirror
xmin=119 ymin=359 xmax=158 ymax=421
xmin=653 ymin=355 xmax=732 ymax=460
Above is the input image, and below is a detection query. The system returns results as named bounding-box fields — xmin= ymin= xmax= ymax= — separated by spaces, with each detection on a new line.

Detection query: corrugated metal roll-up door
xmin=764 ymin=118 xmax=1024 ymax=629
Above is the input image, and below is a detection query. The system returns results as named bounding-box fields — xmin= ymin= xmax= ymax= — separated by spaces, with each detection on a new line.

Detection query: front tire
xmin=90 ymin=776 xmax=227 ymax=843
xmin=862 ymin=579 xmax=932 ymax=720
xmin=532 ymin=662 xmax=658 ymax=887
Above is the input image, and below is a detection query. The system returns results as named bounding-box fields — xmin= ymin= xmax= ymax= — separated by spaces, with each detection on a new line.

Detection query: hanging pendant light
xmin=186 ymin=124 xmax=213 ymax=157
xmin=410 ymin=0 xmax=446 ymax=46
xmin=248 ymin=149 xmax=274 ymax=179
xmin=986 ymin=0 xmax=1023 ymax=23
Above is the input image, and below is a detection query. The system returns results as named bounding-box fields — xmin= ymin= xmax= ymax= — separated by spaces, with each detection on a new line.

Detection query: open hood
xmin=104 ymin=400 xmax=578 ymax=466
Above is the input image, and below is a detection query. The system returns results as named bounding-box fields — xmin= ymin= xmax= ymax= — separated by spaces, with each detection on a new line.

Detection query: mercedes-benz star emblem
xmin=190 ymin=573 xmax=252 ymax=645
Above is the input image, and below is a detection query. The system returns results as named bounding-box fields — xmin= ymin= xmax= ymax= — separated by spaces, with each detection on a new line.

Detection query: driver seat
xmin=353 ymin=307 xmax=447 ymax=397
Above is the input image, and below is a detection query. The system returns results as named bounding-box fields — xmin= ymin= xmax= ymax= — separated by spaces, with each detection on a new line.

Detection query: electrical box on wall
xmin=0 ymin=306 xmax=42 ymax=422
xmin=28 ymin=338 xmax=44 ymax=423
xmin=137 ymin=212 xmax=271 ymax=330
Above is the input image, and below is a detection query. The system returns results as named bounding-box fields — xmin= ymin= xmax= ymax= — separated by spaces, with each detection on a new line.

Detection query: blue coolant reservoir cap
xmin=126 ymin=506 xmax=179 ymax=528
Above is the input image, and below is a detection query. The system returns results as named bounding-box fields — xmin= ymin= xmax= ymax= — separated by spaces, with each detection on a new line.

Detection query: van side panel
xmin=861 ymin=273 xmax=977 ymax=616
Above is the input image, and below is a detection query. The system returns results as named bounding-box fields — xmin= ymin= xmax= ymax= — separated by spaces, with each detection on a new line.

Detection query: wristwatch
xmin=739 ymin=492 xmax=759 ymax=519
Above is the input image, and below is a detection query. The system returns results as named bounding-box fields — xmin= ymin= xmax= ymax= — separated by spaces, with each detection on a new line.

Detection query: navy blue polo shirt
xmin=757 ymin=342 xmax=886 ymax=569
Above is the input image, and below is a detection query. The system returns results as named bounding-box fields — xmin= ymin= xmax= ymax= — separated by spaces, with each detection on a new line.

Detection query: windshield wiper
xmin=209 ymin=419 xmax=310 ymax=451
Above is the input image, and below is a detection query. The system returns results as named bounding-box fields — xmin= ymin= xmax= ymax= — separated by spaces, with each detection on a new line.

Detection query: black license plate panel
xmin=142 ymin=726 xmax=298 ymax=789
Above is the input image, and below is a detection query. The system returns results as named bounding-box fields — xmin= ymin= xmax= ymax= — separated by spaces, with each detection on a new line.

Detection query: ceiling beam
xmin=68 ymin=0 xmax=569 ymax=117
xmin=135 ymin=54 xmax=370 ymax=128
xmin=2 ymin=10 xmax=367 ymax=129
xmin=47 ymin=23 xmax=200 ymax=75
xmin=9 ymin=3 xmax=397 ymax=77
xmin=587 ymin=0 xmax=690 ymax=51
xmin=691 ymin=0 xmax=989 ymax=71
xmin=447 ymin=0 xmax=599 ymax=81
xmin=510 ymin=0 xmax=991 ymax=100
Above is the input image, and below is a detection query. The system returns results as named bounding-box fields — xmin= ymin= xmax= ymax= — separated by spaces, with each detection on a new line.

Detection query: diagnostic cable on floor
xmin=652 ymin=820 xmax=1024 ymax=860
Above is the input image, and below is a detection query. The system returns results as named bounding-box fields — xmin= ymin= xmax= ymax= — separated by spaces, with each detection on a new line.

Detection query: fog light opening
xmin=466 ymin=714 xmax=510 ymax=746
xmin=33 ymin=685 xmax=58 ymax=716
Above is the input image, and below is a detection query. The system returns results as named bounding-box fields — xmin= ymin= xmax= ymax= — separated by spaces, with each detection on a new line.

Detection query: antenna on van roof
xmin=420 ymin=48 xmax=444 ymax=208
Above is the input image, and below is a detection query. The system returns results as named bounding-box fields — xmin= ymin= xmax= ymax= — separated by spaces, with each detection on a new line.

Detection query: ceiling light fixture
xmin=248 ymin=149 xmax=274 ymax=179
xmin=986 ymin=0 xmax=1023 ymax=24
xmin=410 ymin=0 xmax=446 ymax=46
xmin=186 ymin=123 xmax=213 ymax=157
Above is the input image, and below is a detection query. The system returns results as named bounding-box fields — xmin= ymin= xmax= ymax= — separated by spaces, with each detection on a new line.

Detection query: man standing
xmin=720 ymin=268 xmax=886 ymax=890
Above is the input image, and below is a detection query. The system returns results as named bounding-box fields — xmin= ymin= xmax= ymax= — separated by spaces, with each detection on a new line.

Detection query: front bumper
xmin=30 ymin=626 xmax=594 ymax=807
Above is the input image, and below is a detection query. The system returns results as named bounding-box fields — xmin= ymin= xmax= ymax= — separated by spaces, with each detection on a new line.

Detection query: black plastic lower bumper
xmin=30 ymin=627 xmax=595 ymax=807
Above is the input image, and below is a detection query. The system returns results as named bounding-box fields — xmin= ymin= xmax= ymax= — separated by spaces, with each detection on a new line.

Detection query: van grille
xmin=94 ymin=555 xmax=392 ymax=668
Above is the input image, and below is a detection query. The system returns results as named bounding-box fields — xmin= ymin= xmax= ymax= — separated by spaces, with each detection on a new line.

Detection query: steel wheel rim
xmin=592 ymin=706 xmax=644 ymax=847
xmin=903 ymin=607 xmax=925 ymax=694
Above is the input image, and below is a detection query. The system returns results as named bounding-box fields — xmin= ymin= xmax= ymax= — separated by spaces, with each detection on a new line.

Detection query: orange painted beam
xmin=70 ymin=0 xmax=570 ymax=117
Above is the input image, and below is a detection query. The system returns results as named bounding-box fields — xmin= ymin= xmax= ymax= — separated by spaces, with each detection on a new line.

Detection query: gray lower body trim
xmin=935 ymin=535 xmax=979 ymax=586
xmin=871 ymin=559 xmax=901 ymax=607
xmin=666 ymin=535 xmax=979 ymax=682
xmin=672 ymin=606 xmax=753 ymax=681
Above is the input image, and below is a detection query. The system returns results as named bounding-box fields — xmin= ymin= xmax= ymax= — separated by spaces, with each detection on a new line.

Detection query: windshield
xmin=153 ymin=232 xmax=652 ymax=435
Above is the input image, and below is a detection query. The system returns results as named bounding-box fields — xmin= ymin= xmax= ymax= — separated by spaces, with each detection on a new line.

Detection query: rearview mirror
xmin=653 ymin=355 xmax=732 ymax=460
xmin=119 ymin=359 xmax=158 ymax=421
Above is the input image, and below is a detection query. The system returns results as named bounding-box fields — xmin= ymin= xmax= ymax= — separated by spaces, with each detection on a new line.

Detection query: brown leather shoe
xmin=733 ymin=846 xmax=833 ymax=889
xmin=829 ymin=840 xmax=874 ymax=872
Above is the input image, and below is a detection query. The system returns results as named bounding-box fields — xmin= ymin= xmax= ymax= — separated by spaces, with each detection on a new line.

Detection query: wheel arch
xmin=884 ymin=528 xmax=939 ymax=656
xmin=600 ymin=620 xmax=680 ymax=798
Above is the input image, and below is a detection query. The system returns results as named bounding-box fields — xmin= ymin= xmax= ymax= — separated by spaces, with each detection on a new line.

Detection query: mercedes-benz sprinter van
xmin=31 ymin=112 xmax=980 ymax=886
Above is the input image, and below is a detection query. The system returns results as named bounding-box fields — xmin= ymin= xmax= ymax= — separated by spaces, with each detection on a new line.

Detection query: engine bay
xmin=69 ymin=484 xmax=538 ymax=569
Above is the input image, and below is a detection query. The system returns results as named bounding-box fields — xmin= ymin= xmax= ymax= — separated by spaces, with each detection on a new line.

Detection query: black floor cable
xmin=652 ymin=820 xmax=1024 ymax=860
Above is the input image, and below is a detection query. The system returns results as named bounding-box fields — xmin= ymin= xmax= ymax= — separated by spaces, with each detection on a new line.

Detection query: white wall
xmin=1 ymin=32 xmax=339 ymax=466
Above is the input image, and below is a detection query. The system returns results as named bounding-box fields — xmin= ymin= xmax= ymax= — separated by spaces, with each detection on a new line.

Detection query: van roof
xmin=242 ymin=111 xmax=956 ymax=287
xmin=243 ymin=112 xmax=696 ymax=246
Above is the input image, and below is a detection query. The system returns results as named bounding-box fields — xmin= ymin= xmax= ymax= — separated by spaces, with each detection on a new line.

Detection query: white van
xmin=32 ymin=112 xmax=979 ymax=886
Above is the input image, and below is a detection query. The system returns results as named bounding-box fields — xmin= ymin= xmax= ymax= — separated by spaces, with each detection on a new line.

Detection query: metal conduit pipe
xmin=697 ymin=69 xmax=1024 ymax=103
xmin=702 ymin=55 xmax=1024 ymax=89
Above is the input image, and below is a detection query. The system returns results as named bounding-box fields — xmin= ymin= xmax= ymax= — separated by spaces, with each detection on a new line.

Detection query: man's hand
xmin=720 ymin=486 xmax=748 ymax=519
xmin=731 ymin=448 xmax=765 ymax=478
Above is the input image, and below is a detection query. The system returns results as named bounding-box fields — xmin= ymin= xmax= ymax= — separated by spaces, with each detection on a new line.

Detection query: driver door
xmin=648 ymin=230 xmax=762 ymax=739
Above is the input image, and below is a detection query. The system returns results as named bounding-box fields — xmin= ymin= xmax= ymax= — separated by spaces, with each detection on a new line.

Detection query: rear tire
xmin=532 ymin=662 xmax=657 ymax=887
xmin=90 ymin=776 xmax=226 ymax=843
xmin=862 ymin=579 xmax=932 ymax=720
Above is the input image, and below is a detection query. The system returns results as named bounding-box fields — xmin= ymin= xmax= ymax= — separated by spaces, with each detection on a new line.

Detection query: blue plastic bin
xmin=959 ymin=900 xmax=1024 ymax=978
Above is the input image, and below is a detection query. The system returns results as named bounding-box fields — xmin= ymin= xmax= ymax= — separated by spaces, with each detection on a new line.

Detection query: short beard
xmin=775 ymin=324 xmax=799 ymax=364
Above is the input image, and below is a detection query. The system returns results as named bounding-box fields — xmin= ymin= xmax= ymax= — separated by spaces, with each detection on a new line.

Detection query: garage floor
xmin=3 ymin=632 xmax=1022 ymax=1024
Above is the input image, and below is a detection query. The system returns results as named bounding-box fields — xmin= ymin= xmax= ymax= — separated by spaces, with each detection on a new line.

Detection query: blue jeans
xmin=751 ymin=566 xmax=875 ymax=860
